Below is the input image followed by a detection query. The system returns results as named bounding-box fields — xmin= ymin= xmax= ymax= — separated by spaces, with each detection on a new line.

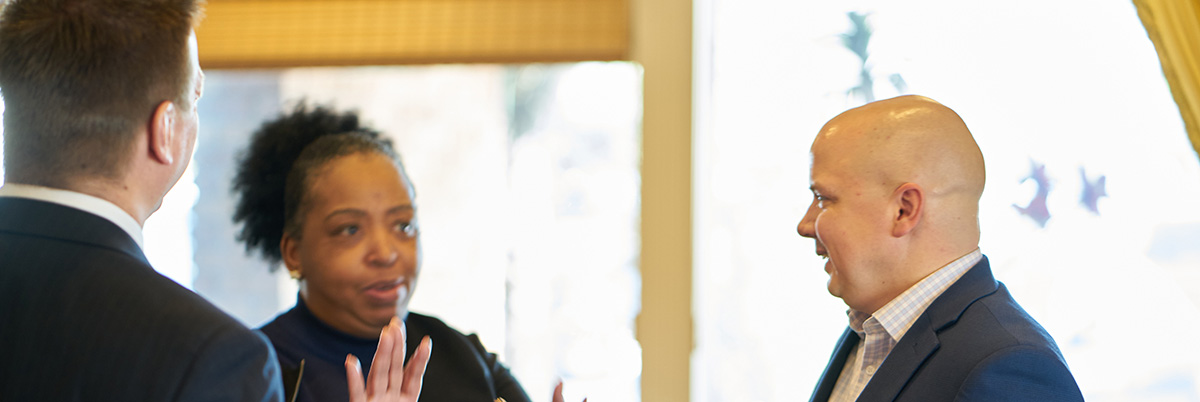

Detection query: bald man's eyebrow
xmin=809 ymin=185 xmax=836 ymax=201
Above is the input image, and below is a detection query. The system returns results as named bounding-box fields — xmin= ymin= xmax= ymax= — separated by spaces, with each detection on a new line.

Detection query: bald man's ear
xmin=892 ymin=183 xmax=923 ymax=237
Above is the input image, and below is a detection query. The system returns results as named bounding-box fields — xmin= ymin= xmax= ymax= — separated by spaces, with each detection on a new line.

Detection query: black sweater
xmin=261 ymin=296 xmax=530 ymax=402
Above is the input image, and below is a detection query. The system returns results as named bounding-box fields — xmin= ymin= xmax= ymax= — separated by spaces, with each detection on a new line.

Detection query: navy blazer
xmin=809 ymin=256 xmax=1084 ymax=402
xmin=0 ymin=197 xmax=284 ymax=402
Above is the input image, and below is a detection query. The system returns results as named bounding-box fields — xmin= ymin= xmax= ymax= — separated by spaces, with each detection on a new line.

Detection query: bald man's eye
xmin=814 ymin=195 xmax=829 ymax=208
xmin=394 ymin=221 xmax=418 ymax=239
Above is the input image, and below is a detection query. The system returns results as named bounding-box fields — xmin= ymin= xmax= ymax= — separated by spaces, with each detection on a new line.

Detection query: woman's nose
xmin=366 ymin=226 xmax=400 ymax=267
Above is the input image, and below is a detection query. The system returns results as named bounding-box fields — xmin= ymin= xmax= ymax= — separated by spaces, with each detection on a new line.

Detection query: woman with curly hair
xmin=232 ymin=103 xmax=532 ymax=402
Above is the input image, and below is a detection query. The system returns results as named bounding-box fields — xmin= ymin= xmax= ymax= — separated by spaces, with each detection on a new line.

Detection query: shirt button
xmin=865 ymin=365 xmax=877 ymax=375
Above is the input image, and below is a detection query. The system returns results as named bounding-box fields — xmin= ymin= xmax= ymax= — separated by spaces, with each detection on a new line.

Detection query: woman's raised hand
xmin=347 ymin=317 xmax=433 ymax=402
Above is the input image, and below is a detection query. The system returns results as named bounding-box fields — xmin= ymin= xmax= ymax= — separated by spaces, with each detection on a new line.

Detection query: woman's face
xmin=282 ymin=152 xmax=420 ymax=339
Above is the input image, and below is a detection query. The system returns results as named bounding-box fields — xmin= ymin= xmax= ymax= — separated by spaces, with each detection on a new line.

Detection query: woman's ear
xmin=891 ymin=182 xmax=924 ymax=237
xmin=281 ymin=233 xmax=302 ymax=279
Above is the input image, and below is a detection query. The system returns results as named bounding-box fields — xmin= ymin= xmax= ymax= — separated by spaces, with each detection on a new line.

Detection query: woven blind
xmin=198 ymin=0 xmax=629 ymax=68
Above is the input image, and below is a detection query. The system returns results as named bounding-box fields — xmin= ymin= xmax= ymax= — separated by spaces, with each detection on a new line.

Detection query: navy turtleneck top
xmin=260 ymin=296 xmax=531 ymax=402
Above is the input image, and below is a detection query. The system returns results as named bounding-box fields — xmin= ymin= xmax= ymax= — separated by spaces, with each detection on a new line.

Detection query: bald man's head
xmin=815 ymin=95 xmax=984 ymax=200
xmin=797 ymin=95 xmax=986 ymax=313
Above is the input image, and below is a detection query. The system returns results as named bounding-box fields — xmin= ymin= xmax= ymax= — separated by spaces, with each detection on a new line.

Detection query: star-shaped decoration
xmin=1013 ymin=160 xmax=1051 ymax=228
xmin=1079 ymin=167 xmax=1107 ymax=215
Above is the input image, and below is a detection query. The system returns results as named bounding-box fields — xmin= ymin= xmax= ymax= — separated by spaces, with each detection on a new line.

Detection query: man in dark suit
xmin=0 ymin=1 xmax=427 ymax=401
xmin=797 ymin=95 xmax=1084 ymax=401
xmin=0 ymin=0 xmax=283 ymax=401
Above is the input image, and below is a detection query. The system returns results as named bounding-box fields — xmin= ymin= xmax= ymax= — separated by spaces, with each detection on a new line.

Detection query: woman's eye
xmin=337 ymin=225 xmax=359 ymax=236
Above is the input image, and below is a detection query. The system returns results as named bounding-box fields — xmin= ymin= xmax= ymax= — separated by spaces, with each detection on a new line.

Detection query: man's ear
xmin=892 ymin=182 xmax=923 ymax=237
xmin=149 ymin=100 xmax=177 ymax=165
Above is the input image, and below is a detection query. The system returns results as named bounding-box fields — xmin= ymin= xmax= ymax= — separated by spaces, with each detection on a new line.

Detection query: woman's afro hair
xmin=231 ymin=102 xmax=394 ymax=265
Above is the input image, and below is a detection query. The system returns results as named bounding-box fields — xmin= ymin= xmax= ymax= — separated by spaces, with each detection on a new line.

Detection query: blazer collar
xmin=0 ymin=197 xmax=149 ymax=265
xmin=810 ymin=328 xmax=861 ymax=402
xmin=921 ymin=256 xmax=999 ymax=332
xmin=856 ymin=256 xmax=999 ymax=401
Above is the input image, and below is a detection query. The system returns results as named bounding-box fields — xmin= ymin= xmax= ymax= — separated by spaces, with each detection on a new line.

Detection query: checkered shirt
xmin=827 ymin=249 xmax=983 ymax=402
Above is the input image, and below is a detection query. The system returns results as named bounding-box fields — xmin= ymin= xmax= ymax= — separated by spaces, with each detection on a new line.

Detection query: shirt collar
xmin=0 ymin=183 xmax=145 ymax=249
xmin=847 ymin=248 xmax=983 ymax=342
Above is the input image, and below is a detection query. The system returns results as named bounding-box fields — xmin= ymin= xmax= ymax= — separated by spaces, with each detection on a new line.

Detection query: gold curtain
xmin=1133 ymin=0 xmax=1200 ymax=159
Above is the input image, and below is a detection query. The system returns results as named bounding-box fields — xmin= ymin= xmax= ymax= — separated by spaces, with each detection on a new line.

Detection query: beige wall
xmin=631 ymin=0 xmax=692 ymax=401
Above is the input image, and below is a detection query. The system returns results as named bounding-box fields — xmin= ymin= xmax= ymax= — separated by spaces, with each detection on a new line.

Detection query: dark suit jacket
xmin=0 ymin=197 xmax=283 ymax=402
xmin=809 ymin=256 xmax=1084 ymax=402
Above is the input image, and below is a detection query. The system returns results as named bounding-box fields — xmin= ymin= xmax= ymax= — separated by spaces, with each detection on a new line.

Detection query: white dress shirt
xmin=0 ymin=183 xmax=144 ymax=249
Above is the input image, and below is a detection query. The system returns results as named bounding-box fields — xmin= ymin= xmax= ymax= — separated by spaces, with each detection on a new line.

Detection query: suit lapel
xmin=810 ymin=328 xmax=860 ymax=402
xmin=0 ymin=197 xmax=148 ymax=265
xmin=856 ymin=257 xmax=1000 ymax=401
xmin=856 ymin=316 xmax=940 ymax=401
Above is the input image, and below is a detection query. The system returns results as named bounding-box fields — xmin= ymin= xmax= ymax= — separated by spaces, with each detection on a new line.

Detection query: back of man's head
xmin=0 ymin=0 xmax=203 ymax=188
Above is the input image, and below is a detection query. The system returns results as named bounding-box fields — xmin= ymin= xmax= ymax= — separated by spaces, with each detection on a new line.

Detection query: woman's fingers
xmin=552 ymin=381 xmax=565 ymax=402
xmin=346 ymin=354 xmax=366 ymax=402
xmin=400 ymin=336 xmax=433 ymax=399
xmin=347 ymin=317 xmax=427 ymax=402
xmin=552 ymin=381 xmax=586 ymax=402
xmin=388 ymin=320 xmax=407 ymax=395
xmin=368 ymin=317 xmax=398 ymax=397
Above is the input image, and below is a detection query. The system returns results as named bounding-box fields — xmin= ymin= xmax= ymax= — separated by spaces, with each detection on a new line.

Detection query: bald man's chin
xmin=825 ymin=265 xmax=842 ymax=298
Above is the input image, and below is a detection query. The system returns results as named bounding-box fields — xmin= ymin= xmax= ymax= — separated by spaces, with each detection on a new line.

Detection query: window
xmin=694 ymin=0 xmax=1200 ymax=400
xmin=0 ymin=62 xmax=642 ymax=402
xmin=192 ymin=63 xmax=643 ymax=402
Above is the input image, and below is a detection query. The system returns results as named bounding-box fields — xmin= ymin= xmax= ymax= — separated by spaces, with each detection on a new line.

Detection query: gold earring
xmin=288 ymin=270 xmax=302 ymax=280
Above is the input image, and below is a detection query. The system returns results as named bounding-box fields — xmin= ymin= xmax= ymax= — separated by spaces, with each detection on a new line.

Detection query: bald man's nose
xmin=797 ymin=202 xmax=819 ymax=238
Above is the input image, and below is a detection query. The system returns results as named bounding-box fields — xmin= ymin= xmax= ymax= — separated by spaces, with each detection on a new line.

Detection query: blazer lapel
xmin=856 ymin=257 xmax=1000 ymax=401
xmin=856 ymin=316 xmax=940 ymax=401
xmin=809 ymin=328 xmax=860 ymax=402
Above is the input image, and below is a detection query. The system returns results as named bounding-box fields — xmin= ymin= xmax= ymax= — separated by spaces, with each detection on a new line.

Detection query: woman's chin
xmin=365 ymin=307 xmax=408 ymax=328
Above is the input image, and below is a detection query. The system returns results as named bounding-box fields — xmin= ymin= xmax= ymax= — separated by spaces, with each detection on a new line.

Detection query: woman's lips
xmin=363 ymin=279 xmax=406 ymax=304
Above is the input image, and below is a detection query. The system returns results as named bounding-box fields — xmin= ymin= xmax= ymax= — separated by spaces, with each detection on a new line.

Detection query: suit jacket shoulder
xmin=0 ymin=198 xmax=283 ymax=402
xmin=811 ymin=256 xmax=1083 ymax=402
xmin=861 ymin=256 xmax=1083 ymax=401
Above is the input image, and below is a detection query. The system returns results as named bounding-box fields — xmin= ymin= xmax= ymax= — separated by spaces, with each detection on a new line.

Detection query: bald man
xmin=798 ymin=96 xmax=1083 ymax=402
